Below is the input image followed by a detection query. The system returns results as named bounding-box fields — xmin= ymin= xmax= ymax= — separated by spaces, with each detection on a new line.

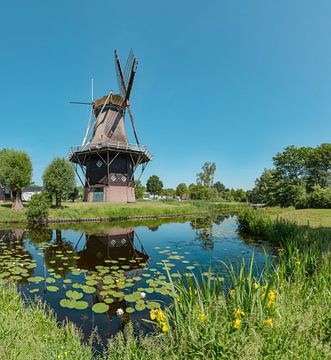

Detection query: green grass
xmin=0 ymin=200 xmax=211 ymax=224
xmin=0 ymin=285 xmax=93 ymax=360
xmin=270 ymin=207 xmax=331 ymax=228
xmin=48 ymin=200 xmax=207 ymax=220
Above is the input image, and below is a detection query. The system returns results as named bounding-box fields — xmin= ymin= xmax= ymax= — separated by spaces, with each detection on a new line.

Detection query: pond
xmin=0 ymin=214 xmax=275 ymax=345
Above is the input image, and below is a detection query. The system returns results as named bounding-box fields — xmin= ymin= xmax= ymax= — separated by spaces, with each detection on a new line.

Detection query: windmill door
xmin=92 ymin=188 xmax=104 ymax=202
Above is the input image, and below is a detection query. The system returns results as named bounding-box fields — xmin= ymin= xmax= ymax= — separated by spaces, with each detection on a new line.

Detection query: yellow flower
xmin=161 ymin=322 xmax=168 ymax=332
xmin=57 ymin=356 xmax=63 ymax=360
xmin=156 ymin=309 xmax=166 ymax=322
xmin=264 ymin=318 xmax=273 ymax=327
xmin=235 ymin=308 xmax=245 ymax=318
xmin=199 ymin=311 xmax=206 ymax=321
xmin=253 ymin=282 xmax=259 ymax=290
xmin=233 ymin=318 xmax=241 ymax=329
xmin=150 ymin=309 xmax=156 ymax=320
xmin=267 ymin=290 xmax=276 ymax=307
xmin=229 ymin=289 xmax=235 ymax=296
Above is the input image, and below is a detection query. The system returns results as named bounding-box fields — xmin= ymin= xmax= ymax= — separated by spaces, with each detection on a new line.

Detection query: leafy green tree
xmin=305 ymin=143 xmax=331 ymax=190
xmin=135 ymin=180 xmax=146 ymax=199
xmin=162 ymin=188 xmax=175 ymax=198
xmin=188 ymin=183 xmax=212 ymax=200
xmin=249 ymin=169 xmax=278 ymax=205
xmin=176 ymin=183 xmax=187 ymax=199
xmin=197 ymin=162 xmax=216 ymax=188
xmin=0 ymin=149 xmax=32 ymax=211
xmin=146 ymin=175 xmax=163 ymax=196
xmin=273 ymin=145 xmax=308 ymax=182
xmin=213 ymin=181 xmax=226 ymax=193
xmin=26 ymin=192 xmax=50 ymax=224
xmin=43 ymin=158 xmax=75 ymax=208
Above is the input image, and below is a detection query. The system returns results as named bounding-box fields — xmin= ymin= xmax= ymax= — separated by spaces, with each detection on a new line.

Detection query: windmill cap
xmin=93 ymin=93 xmax=124 ymax=110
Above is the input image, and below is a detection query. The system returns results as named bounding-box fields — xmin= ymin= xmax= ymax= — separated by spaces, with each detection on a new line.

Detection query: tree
xmin=162 ymin=188 xmax=175 ymax=199
xmin=26 ymin=192 xmax=50 ymax=224
xmin=0 ymin=149 xmax=32 ymax=211
xmin=305 ymin=143 xmax=331 ymax=190
xmin=146 ymin=175 xmax=163 ymax=196
xmin=273 ymin=145 xmax=308 ymax=182
xmin=188 ymin=183 xmax=212 ymax=200
xmin=176 ymin=183 xmax=187 ymax=199
xmin=68 ymin=187 xmax=79 ymax=202
xmin=43 ymin=158 xmax=75 ymax=208
xmin=135 ymin=180 xmax=146 ymax=199
xmin=213 ymin=181 xmax=226 ymax=193
xmin=249 ymin=169 xmax=278 ymax=205
xmin=196 ymin=162 xmax=216 ymax=188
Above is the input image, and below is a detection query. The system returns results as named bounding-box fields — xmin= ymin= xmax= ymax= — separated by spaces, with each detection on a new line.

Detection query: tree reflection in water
xmin=190 ymin=214 xmax=232 ymax=250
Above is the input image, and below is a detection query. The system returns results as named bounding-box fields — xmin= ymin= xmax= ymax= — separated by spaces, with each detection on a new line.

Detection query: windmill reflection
xmin=77 ymin=226 xmax=148 ymax=269
xmin=77 ymin=226 xmax=149 ymax=327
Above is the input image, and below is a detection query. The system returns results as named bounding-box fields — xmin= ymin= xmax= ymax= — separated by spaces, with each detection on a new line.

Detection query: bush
xmin=26 ymin=193 xmax=50 ymax=224
xmin=308 ymin=185 xmax=331 ymax=209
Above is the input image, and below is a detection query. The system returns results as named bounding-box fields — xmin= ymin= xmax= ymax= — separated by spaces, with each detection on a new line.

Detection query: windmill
xmin=68 ymin=50 xmax=152 ymax=203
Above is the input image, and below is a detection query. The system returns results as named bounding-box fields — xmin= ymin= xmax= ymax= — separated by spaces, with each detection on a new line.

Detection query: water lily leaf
xmin=66 ymin=290 xmax=83 ymax=300
xmin=74 ymin=300 xmax=88 ymax=310
xmin=63 ymin=279 xmax=72 ymax=284
xmin=46 ymin=277 xmax=56 ymax=284
xmin=28 ymin=288 xmax=39 ymax=293
xmin=27 ymin=276 xmax=44 ymax=284
xmin=186 ymin=266 xmax=195 ymax=270
xmin=104 ymin=298 xmax=114 ymax=304
xmin=135 ymin=302 xmax=146 ymax=311
xmin=92 ymin=303 xmax=109 ymax=313
xmin=46 ymin=286 xmax=59 ymax=292
xmin=86 ymin=280 xmax=98 ymax=286
xmin=82 ymin=285 xmax=95 ymax=294
xmin=146 ymin=301 xmax=161 ymax=310
xmin=126 ymin=307 xmax=135 ymax=313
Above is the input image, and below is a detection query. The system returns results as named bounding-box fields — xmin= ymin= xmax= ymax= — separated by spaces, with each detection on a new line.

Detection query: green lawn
xmin=264 ymin=207 xmax=331 ymax=228
xmin=0 ymin=285 xmax=93 ymax=360
xmin=0 ymin=200 xmax=212 ymax=224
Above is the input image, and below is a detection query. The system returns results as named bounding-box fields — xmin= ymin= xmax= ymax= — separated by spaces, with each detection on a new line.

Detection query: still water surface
xmin=0 ymin=215 xmax=274 ymax=344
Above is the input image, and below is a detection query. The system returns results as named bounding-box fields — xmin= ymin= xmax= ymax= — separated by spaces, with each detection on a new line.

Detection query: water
xmin=0 ymin=215 xmax=275 ymax=345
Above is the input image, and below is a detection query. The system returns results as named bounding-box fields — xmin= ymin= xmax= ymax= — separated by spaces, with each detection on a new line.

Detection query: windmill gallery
xmin=68 ymin=50 xmax=152 ymax=203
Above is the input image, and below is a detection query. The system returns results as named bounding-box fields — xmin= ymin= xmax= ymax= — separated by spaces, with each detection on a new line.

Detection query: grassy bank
xmin=1 ymin=208 xmax=329 ymax=359
xmin=265 ymin=207 xmax=331 ymax=228
xmin=0 ymin=200 xmax=246 ymax=225
xmin=0 ymin=285 xmax=93 ymax=359
xmin=0 ymin=200 xmax=209 ymax=224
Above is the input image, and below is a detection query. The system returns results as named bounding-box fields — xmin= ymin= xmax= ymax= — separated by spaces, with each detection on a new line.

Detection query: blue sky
xmin=0 ymin=1 xmax=330 ymax=189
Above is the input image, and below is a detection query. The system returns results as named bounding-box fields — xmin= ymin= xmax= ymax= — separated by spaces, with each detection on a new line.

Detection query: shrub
xmin=308 ymin=185 xmax=331 ymax=209
xmin=26 ymin=193 xmax=50 ymax=224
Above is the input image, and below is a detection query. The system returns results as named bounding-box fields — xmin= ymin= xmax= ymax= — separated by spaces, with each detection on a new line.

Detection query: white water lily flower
xmin=116 ymin=308 xmax=124 ymax=317
xmin=140 ymin=292 xmax=146 ymax=299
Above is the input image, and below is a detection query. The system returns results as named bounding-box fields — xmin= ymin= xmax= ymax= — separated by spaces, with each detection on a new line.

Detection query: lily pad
xmin=126 ymin=307 xmax=135 ymax=314
xmin=46 ymin=286 xmax=59 ymax=292
xmin=66 ymin=290 xmax=83 ymax=300
xmin=92 ymin=303 xmax=109 ymax=314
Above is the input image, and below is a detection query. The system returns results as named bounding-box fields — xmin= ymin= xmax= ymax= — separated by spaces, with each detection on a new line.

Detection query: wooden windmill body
xmin=68 ymin=50 xmax=152 ymax=203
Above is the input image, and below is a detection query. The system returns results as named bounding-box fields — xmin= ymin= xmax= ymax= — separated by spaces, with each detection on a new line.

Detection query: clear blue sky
xmin=0 ymin=1 xmax=330 ymax=189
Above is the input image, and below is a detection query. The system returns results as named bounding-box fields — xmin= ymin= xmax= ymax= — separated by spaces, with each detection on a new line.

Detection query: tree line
xmin=138 ymin=162 xmax=248 ymax=202
xmin=248 ymin=144 xmax=331 ymax=208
